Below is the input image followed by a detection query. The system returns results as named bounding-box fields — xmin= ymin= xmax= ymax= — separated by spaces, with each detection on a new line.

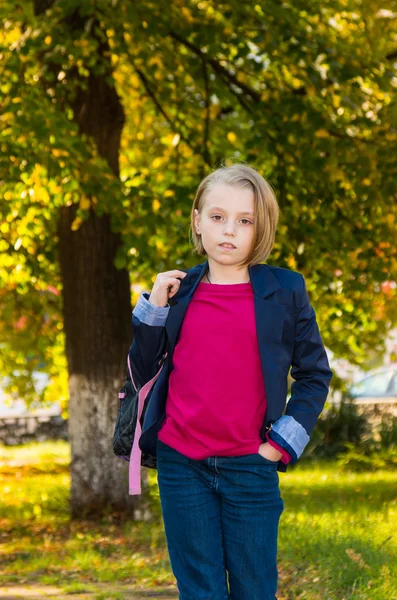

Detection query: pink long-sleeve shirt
xmin=157 ymin=281 xmax=291 ymax=463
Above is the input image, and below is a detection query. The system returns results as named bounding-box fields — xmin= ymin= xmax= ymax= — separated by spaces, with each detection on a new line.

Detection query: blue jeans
xmin=156 ymin=438 xmax=285 ymax=600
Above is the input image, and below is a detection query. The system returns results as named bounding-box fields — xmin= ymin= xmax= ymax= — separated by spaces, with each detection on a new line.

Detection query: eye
xmin=211 ymin=215 xmax=253 ymax=224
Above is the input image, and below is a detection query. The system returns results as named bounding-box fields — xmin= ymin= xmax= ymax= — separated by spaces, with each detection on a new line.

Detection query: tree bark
xmin=57 ymin=204 xmax=135 ymax=517
xmin=34 ymin=1 xmax=142 ymax=516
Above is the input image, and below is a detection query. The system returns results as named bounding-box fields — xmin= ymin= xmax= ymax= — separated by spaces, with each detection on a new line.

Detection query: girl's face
xmin=194 ymin=183 xmax=255 ymax=266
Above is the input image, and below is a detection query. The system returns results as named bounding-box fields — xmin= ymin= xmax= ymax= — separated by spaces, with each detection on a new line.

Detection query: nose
xmin=223 ymin=220 xmax=237 ymax=236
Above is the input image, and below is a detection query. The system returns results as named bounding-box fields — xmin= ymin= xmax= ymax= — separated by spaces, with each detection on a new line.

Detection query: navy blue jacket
xmin=129 ymin=259 xmax=333 ymax=472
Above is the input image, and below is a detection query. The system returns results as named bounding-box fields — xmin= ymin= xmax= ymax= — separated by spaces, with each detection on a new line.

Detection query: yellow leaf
xmin=44 ymin=35 xmax=52 ymax=45
xmin=71 ymin=217 xmax=83 ymax=231
xmin=34 ymin=187 xmax=50 ymax=204
xmin=227 ymin=132 xmax=237 ymax=143
xmin=315 ymin=129 xmax=329 ymax=138
xmin=52 ymin=149 xmax=69 ymax=157
xmin=287 ymin=255 xmax=297 ymax=269
xmin=49 ymin=182 xmax=61 ymax=194
xmin=306 ymin=86 xmax=317 ymax=97
xmin=152 ymin=199 xmax=161 ymax=212
xmin=291 ymin=77 xmax=303 ymax=88
xmin=79 ymin=196 xmax=91 ymax=210
xmin=152 ymin=157 xmax=162 ymax=169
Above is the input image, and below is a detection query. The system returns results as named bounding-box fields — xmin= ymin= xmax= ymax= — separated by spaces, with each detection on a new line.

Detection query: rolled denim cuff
xmin=268 ymin=415 xmax=310 ymax=464
xmin=132 ymin=292 xmax=170 ymax=326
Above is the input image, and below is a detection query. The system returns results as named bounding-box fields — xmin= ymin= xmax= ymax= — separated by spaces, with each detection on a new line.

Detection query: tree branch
xmin=133 ymin=64 xmax=212 ymax=167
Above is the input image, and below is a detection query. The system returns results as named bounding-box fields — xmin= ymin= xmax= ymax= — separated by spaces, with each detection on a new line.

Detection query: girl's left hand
xmin=258 ymin=442 xmax=282 ymax=462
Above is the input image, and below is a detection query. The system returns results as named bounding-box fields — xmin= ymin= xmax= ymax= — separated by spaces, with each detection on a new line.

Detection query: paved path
xmin=0 ymin=584 xmax=179 ymax=600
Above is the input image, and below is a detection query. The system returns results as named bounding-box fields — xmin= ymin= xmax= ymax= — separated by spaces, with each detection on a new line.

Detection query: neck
xmin=206 ymin=264 xmax=250 ymax=284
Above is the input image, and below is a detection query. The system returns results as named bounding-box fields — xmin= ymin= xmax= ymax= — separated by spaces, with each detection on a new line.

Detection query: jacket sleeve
xmin=267 ymin=273 xmax=333 ymax=463
xmin=265 ymin=432 xmax=292 ymax=464
xmin=128 ymin=292 xmax=170 ymax=389
xmin=266 ymin=431 xmax=291 ymax=465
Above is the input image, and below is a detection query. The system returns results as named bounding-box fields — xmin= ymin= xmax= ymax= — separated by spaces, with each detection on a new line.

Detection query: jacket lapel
xmin=165 ymin=261 xmax=206 ymax=351
xmin=251 ymin=264 xmax=286 ymax=417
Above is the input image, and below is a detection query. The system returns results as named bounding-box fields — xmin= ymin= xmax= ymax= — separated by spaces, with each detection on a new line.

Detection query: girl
xmin=128 ymin=163 xmax=333 ymax=599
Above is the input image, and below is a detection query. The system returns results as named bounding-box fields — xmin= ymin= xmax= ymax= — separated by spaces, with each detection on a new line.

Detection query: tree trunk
xmin=57 ymin=204 xmax=136 ymax=517
xmin=33 ymin=1 xmax=143 ymax=516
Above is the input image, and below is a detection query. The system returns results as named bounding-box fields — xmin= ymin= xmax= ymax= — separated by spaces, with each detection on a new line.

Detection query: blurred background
xmin=0 ymin=1 xmax=396 ymax=598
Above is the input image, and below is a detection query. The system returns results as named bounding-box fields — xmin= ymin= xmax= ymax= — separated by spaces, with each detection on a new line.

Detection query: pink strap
xmin=127 ymin=352 xmax=168 ymax=495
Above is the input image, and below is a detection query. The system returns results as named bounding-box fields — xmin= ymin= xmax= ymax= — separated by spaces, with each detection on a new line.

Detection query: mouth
xmin=219 ymin=243 xmax=236 ymax=250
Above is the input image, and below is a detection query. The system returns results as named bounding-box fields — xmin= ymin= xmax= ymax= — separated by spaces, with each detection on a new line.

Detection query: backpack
xmin=112 ymin=349 xmax=168 ymax=469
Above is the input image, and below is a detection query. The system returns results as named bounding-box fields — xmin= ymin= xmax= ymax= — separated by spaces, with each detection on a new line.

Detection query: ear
xmin=193 ymin=209 xmax=200 ymax=231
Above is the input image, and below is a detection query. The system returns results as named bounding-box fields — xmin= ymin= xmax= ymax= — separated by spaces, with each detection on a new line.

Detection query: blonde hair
xmin=190 ymin=162 xmax=279 ymax=268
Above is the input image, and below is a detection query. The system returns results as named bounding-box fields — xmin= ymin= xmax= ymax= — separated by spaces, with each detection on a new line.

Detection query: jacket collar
xmin=170 ymin=259 xmax=281 ymax=304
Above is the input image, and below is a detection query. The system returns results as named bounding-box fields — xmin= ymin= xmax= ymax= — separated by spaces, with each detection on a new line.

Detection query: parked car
xmin=347 ymin=367 xmax=397 ymax=404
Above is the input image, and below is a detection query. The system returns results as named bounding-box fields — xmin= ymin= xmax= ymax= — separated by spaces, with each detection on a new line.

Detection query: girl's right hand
xmin=148 ymin=270 xmax=188 ymax=307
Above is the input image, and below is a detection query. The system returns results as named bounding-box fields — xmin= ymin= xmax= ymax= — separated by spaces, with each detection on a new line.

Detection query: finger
xmin=163 ymin=270 xmax=187 ymax=277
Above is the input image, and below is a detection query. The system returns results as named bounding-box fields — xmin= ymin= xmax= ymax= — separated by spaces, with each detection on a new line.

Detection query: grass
xmin=278 ymin=464 xmax=396 ymax=599
xmin=0 ymin=440 xmax=396 ymax=599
